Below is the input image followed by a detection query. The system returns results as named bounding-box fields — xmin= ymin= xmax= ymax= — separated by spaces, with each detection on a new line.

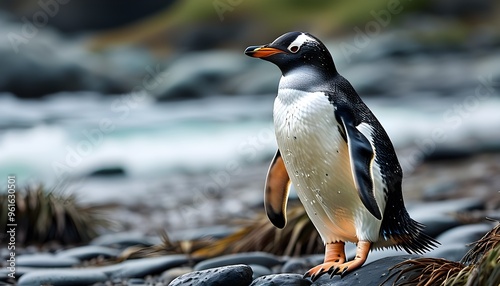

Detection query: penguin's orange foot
xmin=305 ymin=262 xmax=345 ymax=281
xmin=304 ymin=240 xmax=371 ymax=281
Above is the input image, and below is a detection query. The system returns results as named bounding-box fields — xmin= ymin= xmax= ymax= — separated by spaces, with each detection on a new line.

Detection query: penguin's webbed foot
xmin=304 ymin=240 xmax=371 ymax=281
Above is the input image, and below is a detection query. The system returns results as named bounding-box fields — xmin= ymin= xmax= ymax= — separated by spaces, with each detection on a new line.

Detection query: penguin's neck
xmin=278 ymin=67 xmax=336 ymax=93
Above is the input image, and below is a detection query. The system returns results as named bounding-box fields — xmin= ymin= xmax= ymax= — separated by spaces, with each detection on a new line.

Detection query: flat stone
xmin=311 ymin=255 xmax=419 ymax=285
xmin=17 ymin=269 xmax=107 ymax=286
xmin=56 ymin=245 xmax=120 ymax=260
xmin=168 ymin=264 xmax=253 ymax=286
xmin=194 ymin=252 xmax=281 ymax=271
xmin=17 ymin=254 xmax=79 ymax=268
xmin=103 ymin=254 xmax=189 ymax=279
xmin=251 ymin=274 xmax=312 ymax=286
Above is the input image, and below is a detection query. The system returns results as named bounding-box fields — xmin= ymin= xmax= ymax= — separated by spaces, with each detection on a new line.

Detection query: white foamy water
xmin=1 ymin=89 xmax=499 ymax=206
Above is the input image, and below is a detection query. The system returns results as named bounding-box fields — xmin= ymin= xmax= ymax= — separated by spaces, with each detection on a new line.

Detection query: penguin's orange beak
xmin=245 ymin=45 xmax=284 ymax=58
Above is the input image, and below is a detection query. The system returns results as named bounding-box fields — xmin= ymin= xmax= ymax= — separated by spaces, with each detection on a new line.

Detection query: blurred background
xmin=0 ymin=0 xmax=499 ymax=235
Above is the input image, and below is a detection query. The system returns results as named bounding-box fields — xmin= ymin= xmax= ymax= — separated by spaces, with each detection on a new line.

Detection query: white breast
xmin=273 ymin=87 xmax=382 ymax=244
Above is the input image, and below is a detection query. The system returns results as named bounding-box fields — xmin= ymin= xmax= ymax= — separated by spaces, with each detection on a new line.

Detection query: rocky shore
xmin=1 ymin=152 xmax=499 ymax=286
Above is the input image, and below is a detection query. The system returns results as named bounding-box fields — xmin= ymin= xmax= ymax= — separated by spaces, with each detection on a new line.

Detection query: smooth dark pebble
xmin=56 ymin=245 xmax=120 ymax=260
xmin=194 ymin=252 xmax=281 ymax=271
xmin=436 ymin=223 xmax=492 ymax=245
xmin=90 ymin=232 xmax=160 ymax=249
xmin=168 ymin=264 xmax=253 ymax=286
xmin=102 ymin=254 xmax=189 ymax=279
xmin=250 ymin=273 xmax=312 ymax=286
xmin=311 ymin=255 xmax=419 ymax=286
xmin=17 ymin=254 xmax=79 ymax=268
xmin=248 ymin=264 xmax=272 ymax=279
xmin=17 ymin=269 xmax=107 ymax=286
xmin=424 ymin=243 xmax=472 ymax=262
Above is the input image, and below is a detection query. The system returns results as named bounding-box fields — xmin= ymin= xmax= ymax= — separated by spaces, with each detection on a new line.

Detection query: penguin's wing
xmin=335 ymin=105 xmax=382 ymax=220
xmin=264 ymin=149 xmax=291 ymax=228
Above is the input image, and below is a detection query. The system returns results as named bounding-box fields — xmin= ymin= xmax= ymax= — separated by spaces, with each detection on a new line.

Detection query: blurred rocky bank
xmin=0 ymin=0 xmax=499 ymax=99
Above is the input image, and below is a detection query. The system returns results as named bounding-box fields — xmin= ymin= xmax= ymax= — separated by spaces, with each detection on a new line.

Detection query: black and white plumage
xmin=245 ymin=31 xmax=438 ymax=280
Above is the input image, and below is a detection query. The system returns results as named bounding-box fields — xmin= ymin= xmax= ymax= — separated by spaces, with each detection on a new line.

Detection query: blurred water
xmin=2 ymin=89 xmax=500 ymax=189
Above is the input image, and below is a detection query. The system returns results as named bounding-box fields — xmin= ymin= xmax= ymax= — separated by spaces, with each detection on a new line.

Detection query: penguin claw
xmin=305 ymin=266 xmax=326 ymax=282
xmin=340 ymin=267 xmax=349 ymax=278
xmin=329 ymin=267 xmax=340 ymax=278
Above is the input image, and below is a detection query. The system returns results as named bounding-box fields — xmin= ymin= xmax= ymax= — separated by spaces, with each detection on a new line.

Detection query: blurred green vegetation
xmin=88 ymin=0 xmax=499 ymax=52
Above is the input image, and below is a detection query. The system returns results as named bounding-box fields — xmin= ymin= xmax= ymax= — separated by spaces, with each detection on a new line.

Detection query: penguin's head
xmin=245 ymin=31 xmax=337 ymax=76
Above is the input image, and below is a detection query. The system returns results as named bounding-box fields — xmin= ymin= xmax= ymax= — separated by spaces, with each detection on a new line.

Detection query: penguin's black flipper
xmin=335 ymin=106 xmax=382 ymax=220
xmin=264 ymin=149 xmax=291 ymax=229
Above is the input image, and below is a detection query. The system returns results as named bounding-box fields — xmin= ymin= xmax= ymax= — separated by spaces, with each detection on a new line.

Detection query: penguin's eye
xmin=288 ymin=45 xmax=300 ymax=53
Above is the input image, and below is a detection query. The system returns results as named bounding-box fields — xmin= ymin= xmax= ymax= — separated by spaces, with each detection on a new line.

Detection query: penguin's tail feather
xmin=379 ymin=190 xmax=440 ymax=254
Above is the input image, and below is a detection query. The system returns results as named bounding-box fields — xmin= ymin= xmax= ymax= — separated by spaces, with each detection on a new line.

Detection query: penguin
xmin=244 ymin=31 xmax=438 ymax=281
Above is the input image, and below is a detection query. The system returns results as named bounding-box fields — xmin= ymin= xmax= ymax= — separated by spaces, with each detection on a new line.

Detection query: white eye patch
xmin=287 ymin=33 xmax=316 ymax=53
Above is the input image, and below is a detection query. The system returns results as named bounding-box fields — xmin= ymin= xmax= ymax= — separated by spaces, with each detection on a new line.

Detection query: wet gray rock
xmin=311 ymin=255 xmax=419 ymax=286
xmin=17 ymin=269 xmax=107 ymax=286
xmin=103 ymin=255 xmax=189 ymax=279
xmin=168 ymin=264 xmax=253 ymax=286
xmin=250 ymin=273 xmax=312 ymax=286
xmin=17 ymin=254 xmax=79 ymax=268
xmin=56 ymin=245 xmax=120 ymax=260
xmin=194 ymin=252 xmax=281 ymax=271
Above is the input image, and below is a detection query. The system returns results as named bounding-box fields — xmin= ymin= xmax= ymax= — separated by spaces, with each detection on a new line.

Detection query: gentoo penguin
xmin=244 ymin=32 xmax=438 ymax=280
